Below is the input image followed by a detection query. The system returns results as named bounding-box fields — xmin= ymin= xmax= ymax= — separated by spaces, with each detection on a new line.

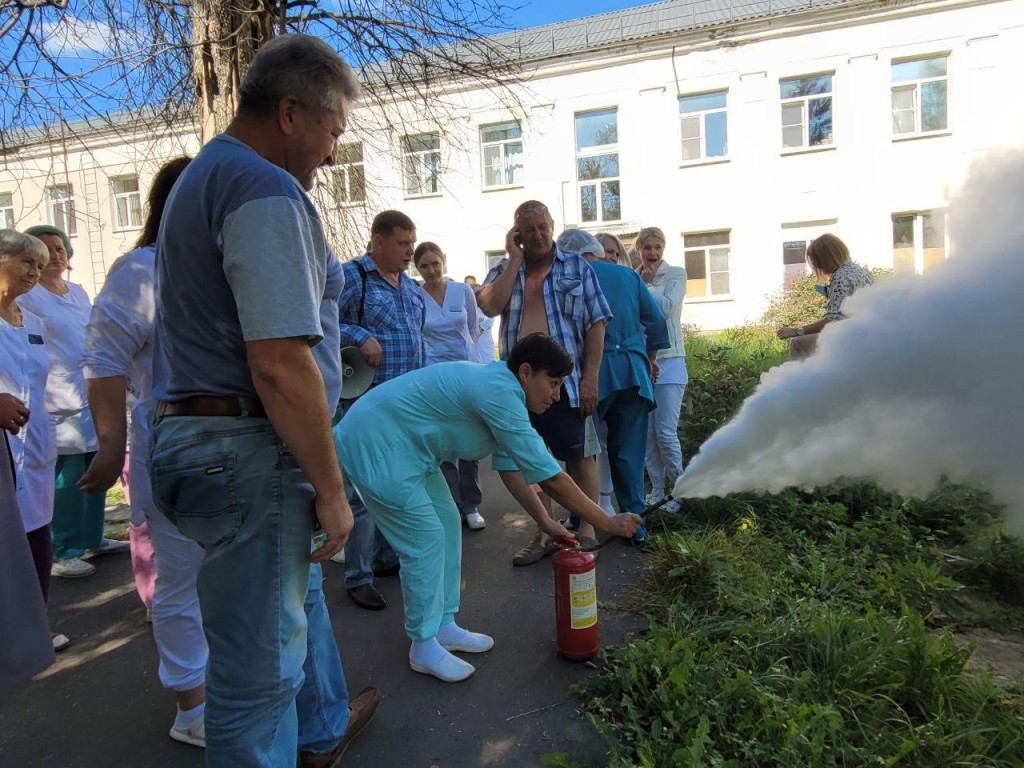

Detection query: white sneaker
xmin=464 ymin=512 xmax=486 ymax=530
xmin=330 ymin=549 xmax=347 ymax=564
xmin=645 ymin=490 xmax=664 ymax=507
xmin=169 ymin=714 xmax=206 ymax=748
xmin=82 ymin=538 xmax=130 ymax=559
xmin=52 ymin=633 xmax=71 ymax=652
xmin=51 ymin=557 xmax=96 ymax=578
xmin=409 ymin=651 xmax=475 ymax=682
xmin=439 ymin=630 xmax=494 ymax=653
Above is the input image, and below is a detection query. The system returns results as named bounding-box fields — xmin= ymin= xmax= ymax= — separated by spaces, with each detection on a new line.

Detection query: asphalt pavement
xmin=0 ymin=460 xmax=647 ymax=768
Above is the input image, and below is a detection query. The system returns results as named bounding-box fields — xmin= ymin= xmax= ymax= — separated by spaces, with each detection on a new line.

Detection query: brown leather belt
xmin=156 ymin=395 xmax=266 ymax=418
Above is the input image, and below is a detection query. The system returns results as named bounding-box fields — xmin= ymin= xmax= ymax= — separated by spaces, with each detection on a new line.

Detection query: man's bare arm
xmin=476 ymin=228 xmax=524 ymax=317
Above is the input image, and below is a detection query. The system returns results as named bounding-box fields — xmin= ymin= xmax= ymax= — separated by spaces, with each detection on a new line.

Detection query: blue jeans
xmin=150 ymin=416 xmax=349 ymax=767
xmin=336 ymin=400 xmax=398 ymax=588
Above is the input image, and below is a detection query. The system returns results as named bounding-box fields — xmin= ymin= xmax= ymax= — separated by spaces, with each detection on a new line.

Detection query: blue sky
xmin=507 ymin=0 xmax=652 ymax=29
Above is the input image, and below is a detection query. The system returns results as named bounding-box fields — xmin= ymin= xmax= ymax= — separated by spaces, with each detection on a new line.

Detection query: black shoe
xmin=347 ymin=584 xmax=387 ymax=610
xmin=372 ymin=563 xmax=400 ymax=578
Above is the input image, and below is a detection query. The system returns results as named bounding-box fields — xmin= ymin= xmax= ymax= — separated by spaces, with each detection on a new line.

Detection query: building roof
xmin=493 ymin=0 xmax=892 ymax=61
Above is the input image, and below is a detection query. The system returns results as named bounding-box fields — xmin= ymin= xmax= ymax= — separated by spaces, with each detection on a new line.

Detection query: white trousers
xmin=645 ymin=382 xmax=686 ymax=496
xmin=146 ymin=499 xmax=208 ymax=691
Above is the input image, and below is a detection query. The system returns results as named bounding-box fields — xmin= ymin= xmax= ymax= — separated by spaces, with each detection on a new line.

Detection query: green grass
xmin=105 ymin=483 xmax=126 ymax=508
xmin=567 ymin=327 xmax=1024 ymax=767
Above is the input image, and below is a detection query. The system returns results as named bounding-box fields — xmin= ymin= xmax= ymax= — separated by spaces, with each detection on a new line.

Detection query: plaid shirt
xmin=339 ymin=254 xmax=425 ymax=386
xmin=483 ymin=247 xmax=612 ymax=407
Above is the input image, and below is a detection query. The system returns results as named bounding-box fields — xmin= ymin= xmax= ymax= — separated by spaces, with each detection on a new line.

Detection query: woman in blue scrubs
xmin=333 ymin=334 xmax=640 ymax=682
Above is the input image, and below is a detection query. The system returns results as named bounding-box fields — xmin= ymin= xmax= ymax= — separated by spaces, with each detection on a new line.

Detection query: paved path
xmin=0 ymin=462 xmax=645 ymax=768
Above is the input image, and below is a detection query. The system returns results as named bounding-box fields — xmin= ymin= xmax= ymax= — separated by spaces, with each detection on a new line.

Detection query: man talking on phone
xmin=477 ymin=201 xmax=612 ymax=565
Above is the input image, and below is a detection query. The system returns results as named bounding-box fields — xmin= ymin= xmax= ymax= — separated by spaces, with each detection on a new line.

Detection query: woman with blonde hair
xmin=596 ymin=233 xmax=631 ymax=267
xmin=777 ymin=233 xmax=875 ymax=359
xmin=636 ymin=226 xmax=687 ymax=513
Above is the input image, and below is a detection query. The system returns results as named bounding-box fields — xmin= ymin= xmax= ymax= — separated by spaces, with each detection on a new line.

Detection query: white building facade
xmin=2 ymin=0 xmax=1022 ymax=329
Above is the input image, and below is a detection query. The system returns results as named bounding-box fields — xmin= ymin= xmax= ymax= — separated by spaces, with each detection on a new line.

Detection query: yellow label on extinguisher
xmin=569 ymin=570 xmax=598 ymax=629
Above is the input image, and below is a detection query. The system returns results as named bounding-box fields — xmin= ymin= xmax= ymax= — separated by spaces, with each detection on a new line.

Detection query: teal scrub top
xmin=334 ymin=361 xmax=562 ymax=504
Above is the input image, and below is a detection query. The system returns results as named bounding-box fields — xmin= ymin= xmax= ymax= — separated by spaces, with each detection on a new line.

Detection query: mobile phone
xmin=513 ymin=229 xmax=523 ymax=248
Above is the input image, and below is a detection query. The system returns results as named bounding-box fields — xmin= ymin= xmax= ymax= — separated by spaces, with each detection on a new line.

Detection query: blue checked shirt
xmin=483 ymin=247 xmax=612 ymax=407
xmin=339 ymin=254 xmax=425 ymax=386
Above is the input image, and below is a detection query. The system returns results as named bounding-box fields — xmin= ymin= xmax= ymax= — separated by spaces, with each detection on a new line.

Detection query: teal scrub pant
xmin=358 ymin=470 xmax=462 ymax=642
xmin=52 ymin=452 xmax=107 ymax=561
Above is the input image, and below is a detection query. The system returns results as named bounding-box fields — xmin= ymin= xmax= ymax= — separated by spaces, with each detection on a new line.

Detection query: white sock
xmin=599 ymin=493 xmax=615 ymax=516
xmin=174 ymin=701 xmax=205 ymax=730
xmin=409 ymin=637 xmax=447 ymax=668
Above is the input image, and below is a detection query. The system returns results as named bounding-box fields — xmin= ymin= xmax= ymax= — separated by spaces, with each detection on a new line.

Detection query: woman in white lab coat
xmin=414 ymin=242 xmax=487 ymax=531
xmin=0 ymin=229 xmax=67 ymax=652
xmin=20 ymin=225 xmax=129 ymax=579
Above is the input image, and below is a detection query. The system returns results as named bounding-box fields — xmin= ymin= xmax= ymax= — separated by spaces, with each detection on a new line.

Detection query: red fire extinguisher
xmin=553 ymin=547 xmax=600 ymax=660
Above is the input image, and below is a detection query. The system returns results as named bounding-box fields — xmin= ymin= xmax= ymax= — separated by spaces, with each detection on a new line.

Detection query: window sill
xmin=113 ymin=226 xmax=143 ymax=234
xmin=481 ymin=184 xmax=525 ymax=194
xmin=686 ymin=295 xmax=734 ymax=304
xmin=780 ymin=144 xmax=836 ymax=157
xmin=892 ymin=130 xmax=952 ymax=143
xmin=680 ymin=157 xmax=730 ymax=169
xmin=339 ymin=201 xmax=366 ymax=209
xmin=403 ymin=193 xmax=444 ymax=201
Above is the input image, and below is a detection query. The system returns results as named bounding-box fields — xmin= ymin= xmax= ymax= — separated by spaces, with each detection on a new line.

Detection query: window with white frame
xmin=403 ymin=132 xmax=441 ymax=197
xmin=110 ymin=175 xmax=143 ymax=231
xmin=47 ymin=184 xmax=76 ymax=235
xmin=480 ymin=122 xmax=523 ymax=188
xmin=0 ymin=192 xmax=14 ymax=228
xmin=575 ymin=109 xmax=621 ymax=224
xmin=679 ymin=91 xmax=728 ymax=162
xmin=333 ymin=142 xmax=366 ymax=205
xmin=780 ymin=74 xmax=834 ymax=150
xmin=684 ymin=231 xmax=731 ymax=298
xmin=892 ymin=209 xmax=947 ymax=274
xmin=484 ymin=250 xmax=506 ymax=274
xmin=891 ymin=55 xmax=949 ymax=136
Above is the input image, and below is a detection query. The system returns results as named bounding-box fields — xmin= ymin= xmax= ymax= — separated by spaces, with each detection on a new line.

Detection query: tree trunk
xmin=191 ymin=0 xmax=280 ymax=143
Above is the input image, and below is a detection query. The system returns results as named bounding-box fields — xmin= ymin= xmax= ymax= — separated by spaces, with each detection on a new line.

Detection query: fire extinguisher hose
xmin=577 ymin=495 xmax=677 ymax=552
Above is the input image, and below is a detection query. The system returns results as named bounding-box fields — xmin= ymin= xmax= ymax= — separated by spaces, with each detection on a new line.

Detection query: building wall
xmin=0 ymin=128 xmax=199 ymax=296
xmin=1 ymin=0 xmax=1021 ymax=330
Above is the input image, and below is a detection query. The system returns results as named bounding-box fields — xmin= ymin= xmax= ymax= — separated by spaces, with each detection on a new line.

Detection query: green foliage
xmin=577 ymin=333 xmax=1024 ymax=767
xmin=760 ymin=273 xmax=828 ymax=329
xmin=679 ymin=344 xmax=785 ymax=461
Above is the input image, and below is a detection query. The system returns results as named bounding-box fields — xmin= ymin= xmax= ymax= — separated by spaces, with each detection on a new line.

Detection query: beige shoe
xmin=512 ymin=532 xmax=560 ymax=567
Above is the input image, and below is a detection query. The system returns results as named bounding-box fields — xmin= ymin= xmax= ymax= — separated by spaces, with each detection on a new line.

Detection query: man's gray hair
xmin=238 ymin=34 xmax=361 ymax=119
xmin=0 ymin=229 xmax=48 ymax=263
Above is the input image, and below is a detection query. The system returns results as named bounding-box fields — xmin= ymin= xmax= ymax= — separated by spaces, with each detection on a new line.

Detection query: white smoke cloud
xmin=674 ymin=148 xmax=1024 ymax=533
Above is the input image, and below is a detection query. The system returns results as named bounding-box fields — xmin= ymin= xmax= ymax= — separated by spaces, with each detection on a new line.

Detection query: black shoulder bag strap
xmin=355 ymin=260 xmax=368 ymax=326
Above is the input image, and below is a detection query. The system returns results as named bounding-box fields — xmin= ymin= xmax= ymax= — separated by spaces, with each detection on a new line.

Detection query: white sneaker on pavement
xmin=169 ymin=712 xmax=205 ymax=749
xmin=52 ymin=633 xmax=71 ymax=652
xmin=464 ymin=512 xmax=486 ymax=530
xmin=51 ymin=557 xmax=96 ymax=578
xmin=82 ymin=538 xmax=130 ymax=559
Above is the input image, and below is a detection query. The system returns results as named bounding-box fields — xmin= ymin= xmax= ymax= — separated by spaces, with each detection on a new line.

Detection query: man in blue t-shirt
xmin=150 ymin=35 xmax=378 ymax=768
